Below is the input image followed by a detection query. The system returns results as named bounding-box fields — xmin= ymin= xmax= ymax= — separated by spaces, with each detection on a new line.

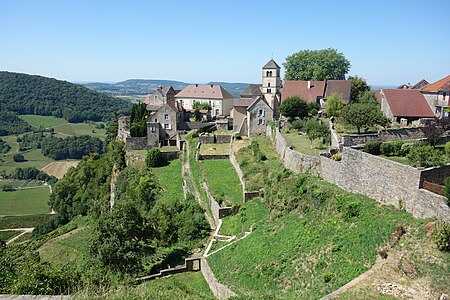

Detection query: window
xmin=267 ymin=88 xmax=271 ymax=93
xmin=164 ymin=123 xmax=171 ymax=129
xmin=258 ymin=119 xmax=264 ymax=125
xmin=258 ymin=109 xmax=265 ymax=117
xmin=164 ymin=114 xmax=169 ymax=120
xmin=154 ymin=95 xmax=157 ymax=100
xmin=268 ymin=82 xmax=271 ymax=87
xmin=150 ymin=127 xmax=156 ymax=133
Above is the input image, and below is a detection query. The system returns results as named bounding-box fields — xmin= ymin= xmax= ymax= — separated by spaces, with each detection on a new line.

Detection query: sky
xmin=1 ymin=0 xmax=449 ymax=87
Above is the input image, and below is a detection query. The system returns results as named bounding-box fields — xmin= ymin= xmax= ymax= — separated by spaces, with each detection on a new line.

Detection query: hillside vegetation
xmin=0 ymin=71 xmax=130 ymax=128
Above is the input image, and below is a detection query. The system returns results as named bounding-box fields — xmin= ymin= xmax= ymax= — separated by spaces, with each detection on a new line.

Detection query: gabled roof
xmin=247 ymin=96 xmax=272 ymax=112
xmin=421 ymin=75 xmax=450 ymax=92
xmin=382 ymin=89 xmax=434 ymax=118
xmin=175 ymin=84 xmax=234 ymax=99
xmin=324 ymin=80 xmax=352 ymax=104
xmin=281 ymin=80 xmax=326 ymax=103
xmin=167 ymin=100 xmax=182 ymax=112
xmin=262 ymin=59 xmax=280 ymax=69
xmin=233 ymin=98 xmax=256 ymax=107
xmin=240 ymin=84 xmax=263 ymax=98
xmin=411 ymin=79 xmax=429 ymax=90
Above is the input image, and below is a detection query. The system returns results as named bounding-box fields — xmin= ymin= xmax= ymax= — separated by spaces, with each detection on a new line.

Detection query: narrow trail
xmin=0 ymin=227 xmax=34 ymax=245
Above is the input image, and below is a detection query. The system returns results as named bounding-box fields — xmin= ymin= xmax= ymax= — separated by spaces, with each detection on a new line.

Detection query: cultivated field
xmin=41 ymin=161 xmax=80 ymax=179
xmin=0 ymin=186 xmax=51 ymax=216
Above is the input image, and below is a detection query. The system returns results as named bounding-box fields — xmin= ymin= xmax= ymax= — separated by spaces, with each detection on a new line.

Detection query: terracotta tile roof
xmin=324 ymin=80 xmax=352 ymax=103
xmin=233 ymin=98 xmax=256 ymax=107
xmin=382 ymin=89 xmax=434 ymax=118
xmin=281 ymin=80 xmax=326 ymax=103
xmin=410 ymin=79 xmax=429 ymax=90
xmin=167 ymin=100 xmax=182 ymax=112
xmin=421 ymin=75 xmax=450 ymax=92
xmin=175 ymin=84 xmax=233 ymax=100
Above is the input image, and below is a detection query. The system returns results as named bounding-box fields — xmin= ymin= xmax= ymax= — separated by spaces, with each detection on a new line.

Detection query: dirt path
xmin=0 ymin=228 xmax=34 ymax=245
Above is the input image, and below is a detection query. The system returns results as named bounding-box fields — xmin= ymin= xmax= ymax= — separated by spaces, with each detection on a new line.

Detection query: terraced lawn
xmin=151 ymin=159 xmax=184 ymax=203
xmin=0 ymin=186 xmax=51 ymax=216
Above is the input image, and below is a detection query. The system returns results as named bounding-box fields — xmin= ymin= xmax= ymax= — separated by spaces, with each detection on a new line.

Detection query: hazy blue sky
xmin=1 ymin=0 xmax=449 ymax=86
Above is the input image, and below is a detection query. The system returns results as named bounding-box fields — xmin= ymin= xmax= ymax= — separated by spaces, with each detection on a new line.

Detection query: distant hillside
xmin=0 ymin=71 xmax=131 ymax=124
xmin=83 ymin=79 xmax=251 ymax=98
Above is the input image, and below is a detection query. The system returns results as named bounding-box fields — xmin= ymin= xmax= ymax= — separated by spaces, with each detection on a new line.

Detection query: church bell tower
xmin=262 ymin=59 xmax=281 ymax=115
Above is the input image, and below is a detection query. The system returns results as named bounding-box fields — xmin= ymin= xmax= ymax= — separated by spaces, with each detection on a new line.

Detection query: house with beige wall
xmin=175 ymin=84 xmax=234 ymax=118
xmin=231 ymin=97 xmax=273 ymax=136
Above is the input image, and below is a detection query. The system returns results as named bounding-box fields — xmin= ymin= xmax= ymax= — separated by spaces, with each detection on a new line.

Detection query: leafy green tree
xmin=407 ymin=145 xmax=446 ymax=168
xmin=341 ymin=102 xmax=390 ymax=134
xmin=326 ymin=93 xmax=344 ymax=117
xmin=348 ymin=75 xmax=371 ymax=102
xmin=280 ymin=96 xmax=309 ymax=121
xmin=304 ymin=119 xmax=330 ymax=147
xmin=109 ymin=140 xmax=126 ymax=171
xmin=422 ymin=118 xmax=450 ymax=146
xmin=12 ymin=153 xmax=25 ymax=162
xmin=145 ymin=148 xmax=166 ymax=168
xmin=358 ymin=90 xmax=378 ymax=104
xmin=193 ymin=102 xmax=211 ymax=110
xmin=130 ymin=103 xmax=147 ymax=137
xmin=193 ymin=109 xmax=201 ymax=121
xmin=284 ymin=48 xmax=350 ymax=80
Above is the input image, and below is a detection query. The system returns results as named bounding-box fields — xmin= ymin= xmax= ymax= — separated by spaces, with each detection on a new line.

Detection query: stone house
xmin=145 ymin=85 xmax=176 ymax=112
xmin=379 ymin=89 xmax=435 ymax=124
xmin=174 ymin=84 xmax=234 ymax=118
xmin=147 ymin=100 xmax=183 ymax=146
xmin=420 ymin=75 xmax=450 ymax=118
xmin=281 ymin=79 xmax=351 ymax=108
xmin=231 ymin=96 xmax=273 ymax=136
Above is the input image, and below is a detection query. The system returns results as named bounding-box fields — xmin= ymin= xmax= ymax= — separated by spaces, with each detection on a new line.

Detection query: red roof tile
xmin=175 ymin=84 xmax=233 ymax=100
xmin=281 ymin=80 xmax=325 ymax=103
xmin=421 ymin=75 xmax=450 ymax=92
xmin=324 ymin=80 xmax=352 ymax=103
xmin=233 ymin=98 xmax=257 ymax=107
xmin=382 ymin=89 xmax=434 ymax=118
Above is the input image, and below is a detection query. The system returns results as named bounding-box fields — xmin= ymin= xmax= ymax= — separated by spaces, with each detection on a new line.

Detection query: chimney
xmin=210 ymin=84 xmax=213 ymax=88
xmin=308 ymin=81 xmax=311 ymax=89
xmin=195 ymin=84 xmax=198 ymax=87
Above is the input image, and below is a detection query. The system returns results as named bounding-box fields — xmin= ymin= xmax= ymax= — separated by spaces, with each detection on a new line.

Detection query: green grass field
xmin=201 ymin=159 xmax=242 ymax=206
xmin=0 ymin=230 xmax=21 ymax=242
xmin=20 ymin=115 xmax=68 ymax=128
xmin=199 ymin=143 xmax=230 ymax=155
xmin=0 ymin=187 xmax=51 ymax=216
xmin=151 ymin=159 xmax=184 ymax=203
xmin=72 ymin=272 xmax=214 ymax=300
xmin=282 ymin=131 xmax=327 ymax=156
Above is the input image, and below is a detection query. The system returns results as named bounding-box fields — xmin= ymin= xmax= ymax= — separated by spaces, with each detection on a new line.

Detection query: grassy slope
xmin=207 ymin=137 xmax=429 ymax=299
xmin=0 ymin=214 xmax=54 ymax=229
xmin=151 ymin=159 xmax=184 ymax=204
xmin=201 ymin=159 xmax=243 ymax=207
xmin=0 ymin=230 xmax=21 ymax=242
xmin=0 ymin=186 xmax=50 ymax=216
xmin=72 ymin=272 xmax=215 ymax=300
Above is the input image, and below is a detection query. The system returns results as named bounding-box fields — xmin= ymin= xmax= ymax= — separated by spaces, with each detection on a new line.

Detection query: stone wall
xmin=201 ymin=257 xmax=237 ymax=299
xmin=341 ymin=127 xmax=425 ymax=146
xmin=269 ymin=127 xmax=450 ymax=221
xmin=199 ymin=135 xmax=215 ymax=144
xmin=420 ymin=164 xmax=450 ymax=186
xmin=198 ymin=154 xmax=230 ymax=160
xmin=135 ymin=258 xmax=201 ymax=284
xmin=162 ymin=151 xmax=180 ymax=161
xmin=216 ymin=135 xmax=232 ymax=144
xmin=118 ymin=116 xmax=130 ymax=142
xmin=125 ymin=137 xmax=149 ymax=151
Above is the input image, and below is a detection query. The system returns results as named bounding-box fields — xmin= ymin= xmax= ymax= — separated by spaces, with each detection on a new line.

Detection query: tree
xmin=145 ymin=148 xmax=166 ymax=168
xmin=284 ymin=48 xmax=350 ymax=81
xmin=304 ymin=119 xmax=330 ymax=147
xmin=358 ymin=90 xmax=378 ymax=104
xmin=348 ymin=75 xmax=371 ymax=102
xmin=341 ymin=102 xmax=390 ymax=134
xmin=280 ymin=96 xmax=309 ymax=121
xmin=193 ymin=102 xmax=211 ymax=111
xmin=407 ymin=145 xmax=446 ymax=168
xmin=12 ymin=153 xmax=25 ymax=162
xmin=326 ymin=93 xmax=344 ymax=117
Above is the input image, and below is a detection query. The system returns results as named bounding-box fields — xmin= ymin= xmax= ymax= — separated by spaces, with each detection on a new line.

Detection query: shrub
xmin=290 ymin=119 xmax=305 ymax=131
xmin=445 ymin=141 xmax=450 ymax=157
xmin=364 ymin=141 xmax=382 ymax=155
xmin=400 ymin=142 xmax=414 ymax=156
xmin=145 ymin=148 xmax=166 ymax=168
xmin=331 ymin=154 xmax=342 ymax=161
xmin=390 ymin=141 xmax=405 ymax=156
xmin=407 ymin=145 xmax=446 ymax=168
xmin=380 ymin=142 xmax=394 ymax=156
xmin=234 ymin=133 xmax=242 ymax=140
xmin=432 ymin=221 xmax=450 ymax=251
xmin=12 ymin=153 xmax=25 ymax=162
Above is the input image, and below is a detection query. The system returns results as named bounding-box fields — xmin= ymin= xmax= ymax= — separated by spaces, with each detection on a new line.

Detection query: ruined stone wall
xmin=117 ymin=116 xmax=130 ymax=142
xmin=199 ymin=135 xmax=215 ymax=144
xmin=200 ymin=257 xmax=237 ymax=299
xmin=341 ymin=127 xmax=425 ymax=146
xmin=216 ymin=135 xmax=232 ymax=144
xmin=420 ymin=164 xmax=450 ymax=186
xmin=125 ymin=137 xmax=149 ymax=151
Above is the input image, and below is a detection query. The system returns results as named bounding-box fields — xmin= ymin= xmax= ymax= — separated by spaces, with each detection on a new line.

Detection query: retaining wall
xmin=198 ymin=154 xmax=230 ymax=160
xmin=340 ymin=127 xmax=425 ymax=146
xmin=201 ymin=257 xmax=237 ymax=299
xmin=270 ymin=127 xmax=450 ymax=221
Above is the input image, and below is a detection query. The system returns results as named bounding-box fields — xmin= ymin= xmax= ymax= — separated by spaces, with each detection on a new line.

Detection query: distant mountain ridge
xmin=83 ymin=79 xmax=252 ymax=98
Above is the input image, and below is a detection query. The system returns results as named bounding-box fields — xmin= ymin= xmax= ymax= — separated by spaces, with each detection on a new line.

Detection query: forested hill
xmin=0 ymin=71 xmax=131 ymax=123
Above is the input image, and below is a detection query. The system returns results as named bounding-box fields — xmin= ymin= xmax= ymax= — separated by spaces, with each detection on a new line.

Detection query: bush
xmin=331 ymin=154 xmax=342 ymax=161
xmin=290 ymin=119 xmax=305 ymax=131
xmin=432 ymin=221 xmax=450 ymax=251
xmin=12 ymin=153 xmax=25 ymax=162
xmin=407 ymin=145 xmax=446 ymax=168
xmin=380 ymin=142 xmax=394 ymax=156
xmin=145 ymin=148 xmax=166 ymax=168
xmin=390 ymin=141 xmax=405 ymax=156
xmin=364 ymin=141 xmax=382 ymax=155
xmin=234 ymin=133 xmax=242 ymax=140
xmin=445 ymin=141 xmax=450 ymax=157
